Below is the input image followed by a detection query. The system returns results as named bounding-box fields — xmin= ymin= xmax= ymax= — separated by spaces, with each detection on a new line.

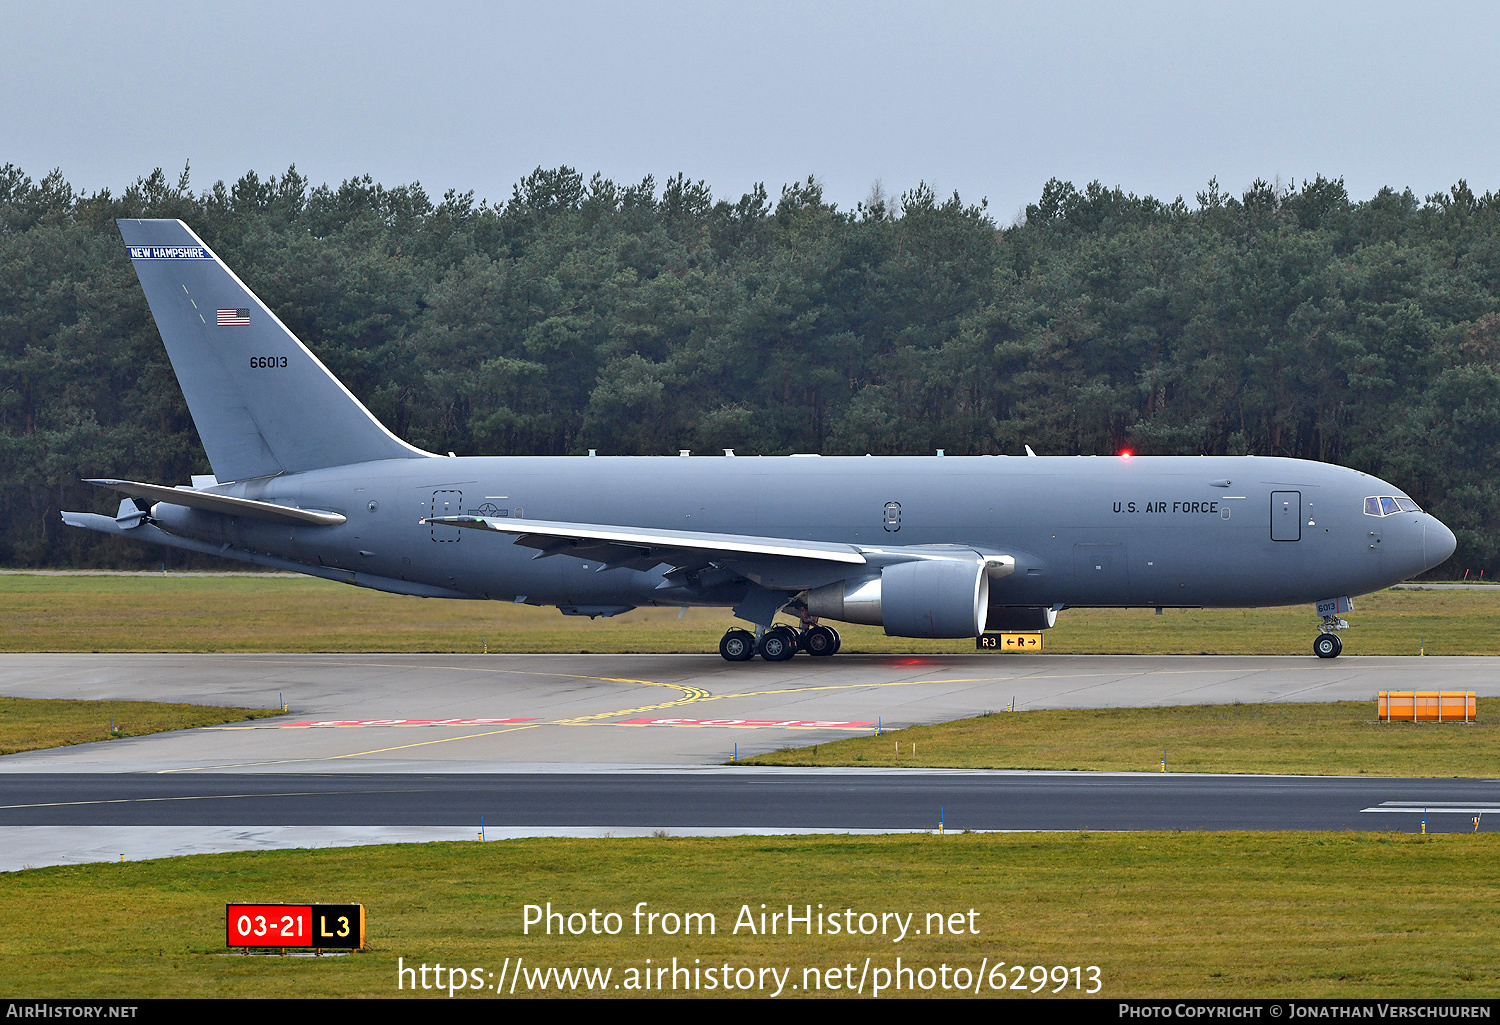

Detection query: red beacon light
xmin=1119 ymin=449 xmax=1134 ymax=461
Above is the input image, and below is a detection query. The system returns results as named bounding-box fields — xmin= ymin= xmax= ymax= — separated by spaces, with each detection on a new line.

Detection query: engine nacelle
xmin=806 ymin=559 xmax=990 ymax=638
xmin=985 ymin=606 xmax=1058 ymax=631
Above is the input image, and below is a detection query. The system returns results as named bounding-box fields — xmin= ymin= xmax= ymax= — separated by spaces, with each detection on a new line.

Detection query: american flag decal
xmin=217 ymin=308 xmax=250 ymax=326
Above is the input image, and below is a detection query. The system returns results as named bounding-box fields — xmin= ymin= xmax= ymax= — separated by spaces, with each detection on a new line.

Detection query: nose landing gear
xmin=1313 ymin=632 xmax=1343 ymax=658
xmin=1312 ymin=597 xmax=1352 ymax=659
xmin=1313 ymin=613 xmax=1350 ymax=658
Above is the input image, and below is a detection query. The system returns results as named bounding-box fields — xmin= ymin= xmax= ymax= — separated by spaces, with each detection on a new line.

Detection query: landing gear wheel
xmin=828 ymin=626 xmax=841 ymax=653
xmin=758 ymin=628 xmax=798 ymax=661
xmin=772 ymin=624 xmax=801 ymax=651
xmin=1313 ymin=633 xmax=1342 ymax=659
xmin=720 ymin=629 xmax=756 ymax=662
xmin=803 ymin=624 xmax=838 ymax=656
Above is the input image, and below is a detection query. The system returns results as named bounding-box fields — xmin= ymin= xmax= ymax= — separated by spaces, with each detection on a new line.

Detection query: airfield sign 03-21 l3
xmin=226 ymin=904 xmax=365 ymax=951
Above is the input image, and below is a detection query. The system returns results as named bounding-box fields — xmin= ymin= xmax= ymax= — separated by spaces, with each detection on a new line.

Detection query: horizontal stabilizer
xmin=59 ymin=512 xmax=476 ymax=597
xmin=85 ymin=479 xmax=346 ymax=526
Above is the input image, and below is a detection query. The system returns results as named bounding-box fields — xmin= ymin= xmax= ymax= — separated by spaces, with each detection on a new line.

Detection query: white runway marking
xmin=1360 ymin=802 xmax=1500 ymax=814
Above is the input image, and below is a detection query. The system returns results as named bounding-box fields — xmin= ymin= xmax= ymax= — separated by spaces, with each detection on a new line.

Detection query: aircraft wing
xmin=422 ymin=515 xmax=867 ymax=572
xmin=84 ymin=479 xmax=347 ymax=526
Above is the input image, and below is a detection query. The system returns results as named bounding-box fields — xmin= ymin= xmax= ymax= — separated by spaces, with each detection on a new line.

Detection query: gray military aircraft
xmin=63 ymin=219 xmax=1457 ymax=660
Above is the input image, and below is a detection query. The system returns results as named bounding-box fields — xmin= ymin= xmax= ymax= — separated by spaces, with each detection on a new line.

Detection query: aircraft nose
xmin=1424 ymin=515 xmax=1457 ymax=570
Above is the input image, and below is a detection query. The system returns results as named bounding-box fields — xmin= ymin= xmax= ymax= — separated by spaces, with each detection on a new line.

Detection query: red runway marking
xmin=278 ymin=718 xmax=537 ymax=728
xmin=616 ymin=717 xmax=875 ymax=729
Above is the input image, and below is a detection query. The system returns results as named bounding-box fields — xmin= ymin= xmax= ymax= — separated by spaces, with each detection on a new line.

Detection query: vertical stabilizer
xmin=117 ymin=219 xmax=432 ymax=481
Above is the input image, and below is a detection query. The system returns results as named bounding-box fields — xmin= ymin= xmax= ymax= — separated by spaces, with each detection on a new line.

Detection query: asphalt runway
xmin=2 ymin=771 xmax=1497 ymax=832
xmin=2 ymin=652 xmax=1497 ymax=869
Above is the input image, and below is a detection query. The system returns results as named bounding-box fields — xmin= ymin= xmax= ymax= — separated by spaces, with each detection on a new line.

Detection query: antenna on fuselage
xmin=1024 ymin=445 xmax=1038 ymax=457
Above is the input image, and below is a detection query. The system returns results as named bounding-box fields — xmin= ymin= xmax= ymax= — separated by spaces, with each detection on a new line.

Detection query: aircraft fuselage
xmin=135 ymin=452 xmax=1446 ymax=613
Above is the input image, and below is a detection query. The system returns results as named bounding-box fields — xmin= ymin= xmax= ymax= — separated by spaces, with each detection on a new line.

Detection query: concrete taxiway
xmin=3 ymin=652 xmax=1496 ymax=773
xmin=2 ymin=653 xmax=1496 ymax=869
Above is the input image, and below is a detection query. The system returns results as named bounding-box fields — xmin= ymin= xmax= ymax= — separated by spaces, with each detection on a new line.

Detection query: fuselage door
xmin=1270 ymin=491 xmax=1301 ymax=542
xmin=430 ymin=490 xmax=462 ymax=542
xmin=883 ymin=501 xmax=901 ymax=532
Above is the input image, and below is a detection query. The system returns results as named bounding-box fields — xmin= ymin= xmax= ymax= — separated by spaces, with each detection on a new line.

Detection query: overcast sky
xmin=4 ymin=1 xmax=1497 ymax=220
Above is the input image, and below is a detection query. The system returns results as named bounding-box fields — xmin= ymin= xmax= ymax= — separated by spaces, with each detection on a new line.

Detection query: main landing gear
xmin=719 ymin=629 xmax=756 ymax=661
xmin=718 ymin=622 xmax=842 ymax=662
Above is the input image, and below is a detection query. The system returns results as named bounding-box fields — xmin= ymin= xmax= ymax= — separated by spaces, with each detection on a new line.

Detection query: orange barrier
xmin=1378 ymin=691 xmax=1477 ymax=722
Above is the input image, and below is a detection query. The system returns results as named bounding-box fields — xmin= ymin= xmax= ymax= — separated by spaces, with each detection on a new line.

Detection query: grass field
xmin=745 ymin=699 xmax=1500 ymax=776
xmin=3 ymin=580 xmax=1494 ymax=1000
xmin=2 ymin=574 xmax=1497 ymax=655
xmin=0 ymin=695 xmax=280 ymax=756
xmin=1 ymin=833 xmax=1495 ymax=998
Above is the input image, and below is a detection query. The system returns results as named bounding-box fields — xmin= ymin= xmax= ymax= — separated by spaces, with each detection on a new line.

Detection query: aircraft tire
xmin=772 ymin=624 xmax=801 ymax=651
xmin=1313 ymin=633 xmax=1342 ymax=659
xmin=829 ymin=626 xmax=841 ymax=653
xmin=803 ymin=625 xmax=838 ymax=656
xmin=720 ymin=629 xmax=756 ymax=661
xmin=758 ymin=630 xmax=797 ymax=661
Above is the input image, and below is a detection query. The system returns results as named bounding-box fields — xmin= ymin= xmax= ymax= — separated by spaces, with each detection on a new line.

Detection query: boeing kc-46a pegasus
xmin=63 ymin=220 xmax=1458 ymax=660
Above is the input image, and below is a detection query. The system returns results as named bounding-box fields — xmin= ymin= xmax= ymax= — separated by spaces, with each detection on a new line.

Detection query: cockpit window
xmin=1366 ymin=496 xmax=1422 ymax=516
